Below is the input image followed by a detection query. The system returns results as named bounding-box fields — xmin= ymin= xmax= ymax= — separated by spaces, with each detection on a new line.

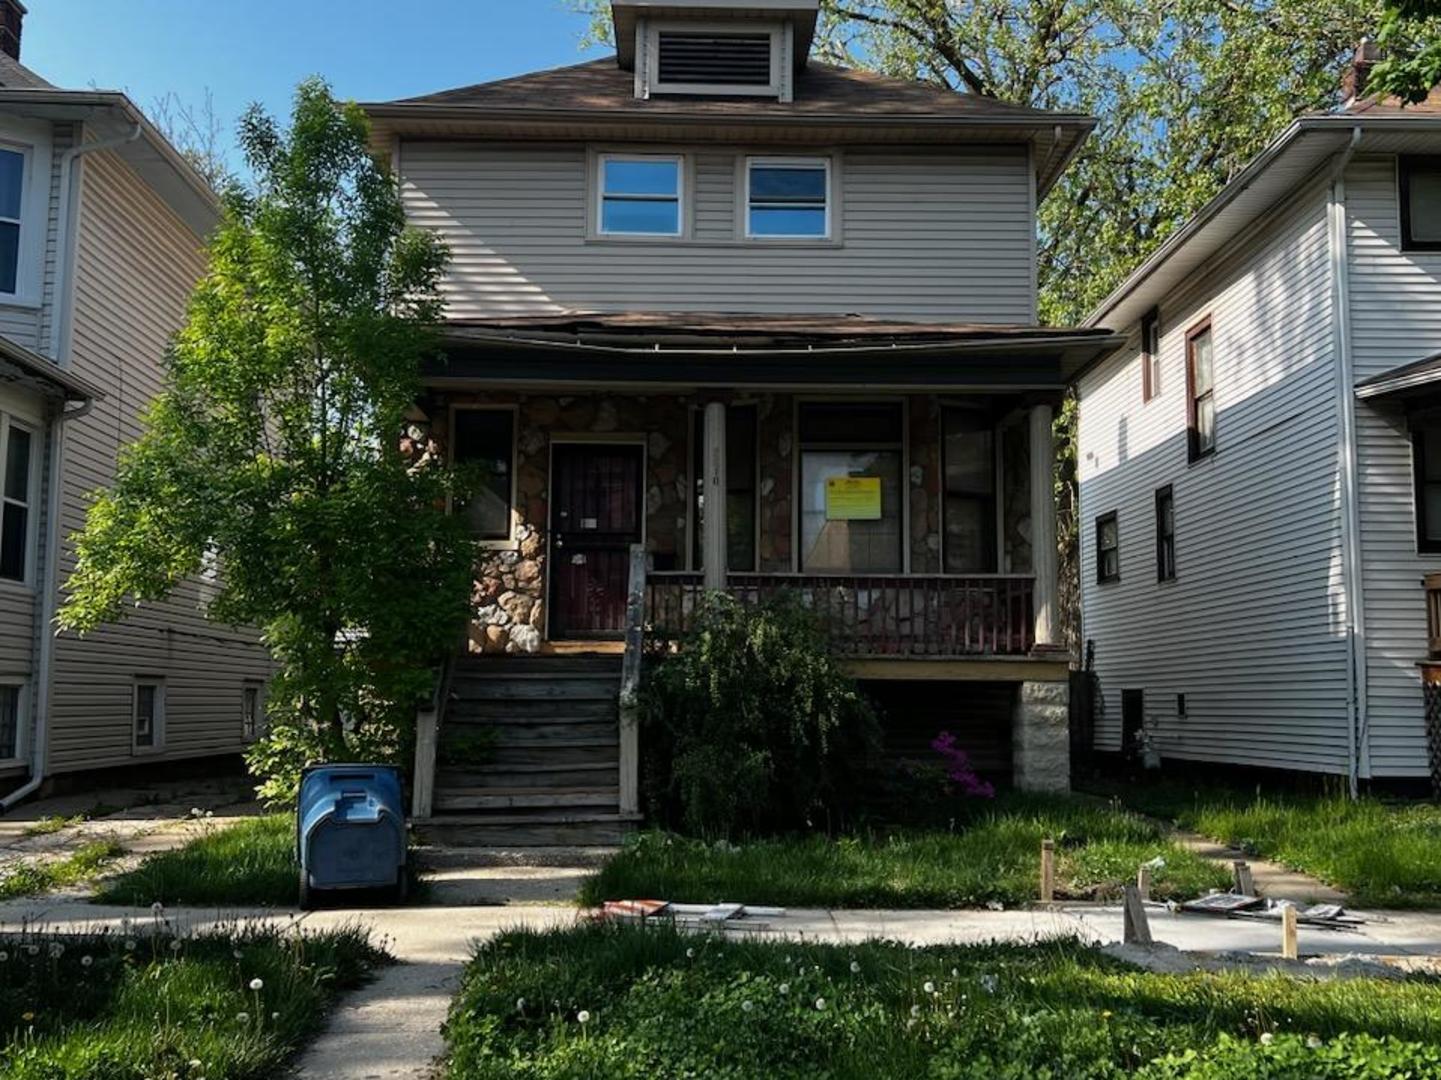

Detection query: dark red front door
xmin=549 ymin=443 xmax=644 ymax=638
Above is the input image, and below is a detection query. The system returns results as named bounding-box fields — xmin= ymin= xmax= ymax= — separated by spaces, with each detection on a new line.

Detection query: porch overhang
xmin=427 ymin=313 xmax=1123 ymax=392
xmin=0 ymin=335 xmax=102 ymax=405
xmin=1356 ymin=351 xmax=1441 ymax=405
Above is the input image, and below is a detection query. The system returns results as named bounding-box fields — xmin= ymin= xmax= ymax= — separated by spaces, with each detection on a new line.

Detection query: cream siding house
xmin=370 ymin=0 xmax=1125 ymax=843
xmin=1077 ymin=74 xmax=1441 ymax=790
xmin=0 ymin=6 xmax=270 ymax=805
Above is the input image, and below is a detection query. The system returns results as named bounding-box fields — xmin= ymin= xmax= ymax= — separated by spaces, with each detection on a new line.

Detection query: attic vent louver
xmin=657 ymin=31 xmax=773 ymax=87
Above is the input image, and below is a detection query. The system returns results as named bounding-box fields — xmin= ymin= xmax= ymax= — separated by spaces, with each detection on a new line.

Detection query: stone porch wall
xmin=422 ymin=391 xmax=966 ymax=652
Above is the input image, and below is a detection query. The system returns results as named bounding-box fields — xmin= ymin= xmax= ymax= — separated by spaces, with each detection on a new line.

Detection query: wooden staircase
xmin=416 ymin=655 xmax=639 ymax=846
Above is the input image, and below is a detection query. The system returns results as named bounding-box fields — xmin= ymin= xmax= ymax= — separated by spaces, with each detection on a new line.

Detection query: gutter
xmin=1328 ymin=125 xmax=1366 ymax=798
xmin=1 ymin=123 xmax=138 ymax=812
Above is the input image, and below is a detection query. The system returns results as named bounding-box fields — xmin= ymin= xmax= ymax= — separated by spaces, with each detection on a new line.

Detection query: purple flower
xmin=930 ymin=731 xmax=996 ymax=799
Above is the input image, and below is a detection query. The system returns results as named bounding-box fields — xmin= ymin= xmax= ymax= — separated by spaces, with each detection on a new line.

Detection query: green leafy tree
xmin=1370 ymin=1 xmax=1441 ymax=103
xmin=58 ymin=79 xmax=474 ymax=803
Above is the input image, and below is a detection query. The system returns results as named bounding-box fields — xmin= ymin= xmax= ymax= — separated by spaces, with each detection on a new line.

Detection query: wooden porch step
xmin=447 ymin=708 xmax=618 ymax=727
xmin=450 ymin=677 xmax=620 ymax=701
xmin=482 ymin=743 xmax=621 ymax=768
xmin=433 ymin=786 xmax=620 ymax=812
xmin=448 ymin=697 xmax=618 ymax=721
xmin=439 ymin=762 xmax=619 ymax=788
xmin=415 ymin=812 xmax=635 ymax=848
xmin=446 ymin=722 xmax=618 ymax=747
xmin=456 ymin=656 xmax=623 ymax=676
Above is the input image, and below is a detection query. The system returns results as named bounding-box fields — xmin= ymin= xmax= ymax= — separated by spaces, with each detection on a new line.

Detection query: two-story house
xmin=1076 ymin=47 xmax=1441 ymax=795
xmin=368 ymin=0 xmax=1123 ymax=843
xmin=0 ymin=2 xmax=271 ymax=809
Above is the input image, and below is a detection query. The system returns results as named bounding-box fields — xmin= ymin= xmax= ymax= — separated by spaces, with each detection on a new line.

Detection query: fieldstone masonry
xmin=1012 ymin=679 xmax=1071 ymax=792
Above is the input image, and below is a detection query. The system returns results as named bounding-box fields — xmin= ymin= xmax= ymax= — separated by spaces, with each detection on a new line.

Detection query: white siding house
xmin=1078 ymin=97 xmax=1441 ymax=787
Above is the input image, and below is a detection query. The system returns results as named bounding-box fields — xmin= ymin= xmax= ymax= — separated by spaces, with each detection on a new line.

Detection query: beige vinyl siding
xmin=1346 ymin=155 xmax=1441 ymax=778
xmin=1078 ymin=178 xmax=1352 ymax=774
xmin=47 ymin=148 xmax=269 ymax=773
xmin=400 ymin=142 xmax=1035 ymax=324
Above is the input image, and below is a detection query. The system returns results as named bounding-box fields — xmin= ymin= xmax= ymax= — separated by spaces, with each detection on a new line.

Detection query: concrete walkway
xmin=4 ymin=895 xmax=1441 ymax=1079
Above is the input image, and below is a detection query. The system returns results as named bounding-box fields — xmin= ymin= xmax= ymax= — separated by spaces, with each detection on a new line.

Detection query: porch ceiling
xmin=428 ymin=314 xmax=1123 ymax=392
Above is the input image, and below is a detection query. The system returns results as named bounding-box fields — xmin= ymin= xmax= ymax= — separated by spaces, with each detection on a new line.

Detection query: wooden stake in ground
xmin=1233 ymin=860 xmax=1256 ymax=896
xmin=1136 ymin=863 xmax=1153 ymax=902
xmin=1122 ymin=883 xmax=1153 ymax=946
xmin=1281 ymin=904 xmax=1299 ymax=960
xmin=1039 ymin=839 xmax=1055 ymax=903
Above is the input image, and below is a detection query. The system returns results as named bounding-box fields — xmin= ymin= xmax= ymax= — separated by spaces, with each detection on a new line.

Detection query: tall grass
xmin=95 ymin=815 xmax=297 ymax=906
xmin=1 ymin=921 xmax=385 ymax=1079
xmin=1112 ymin=782 xmax=1441 ymax=907
xmin=580 ymin=793 xmax=1230 ymax=909
xmin=445 ymin=923 xmax=1441 ymax=1078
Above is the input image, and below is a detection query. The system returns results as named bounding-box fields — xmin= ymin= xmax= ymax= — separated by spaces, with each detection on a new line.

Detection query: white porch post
xmin=702 ymin=400 xmax=728 ymax=591
xmin=1029 ymin=402 xmax=1060 ymax=650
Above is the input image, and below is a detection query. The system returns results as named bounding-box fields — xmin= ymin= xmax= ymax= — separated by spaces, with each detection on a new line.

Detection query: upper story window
xmin=1186 ymin=319 xmax=1216 ymax=462
xmin=747 ymin=159 xmax=830 ymax=239
xmin=1155 ymin=485 xmax=1175 ymax=582
xmin=1400 ymin=156 xmax=1441 ymax=252
xmin=0 ymin=146 xmax=23 ymax=294
xmin=0 ymin=410 xmax=35 ymax=584
xmin=1140 ymin=308 xmax=1160 ymax=402
xmin=598 ymin=155 xmax=683 ymax=237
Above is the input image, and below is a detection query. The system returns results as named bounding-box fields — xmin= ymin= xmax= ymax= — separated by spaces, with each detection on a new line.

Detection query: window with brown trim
xmin=1186 ymin=320 xmax=1216 ymax=462
xmin=1412 ymin=417 xmax=1441 ymax=553
xmin=1096 ymin=511 xmax=1119 ymax=584
xmin=1400 ymin=156 xmax=1441 ymax=252
xmin=1155 ymin=485 xmax=1175 ymax=582
xmin=1141 ymin=308 xmax=1160 ymax=402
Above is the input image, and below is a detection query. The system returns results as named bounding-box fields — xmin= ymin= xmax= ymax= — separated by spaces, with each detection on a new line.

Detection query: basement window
xmin=0 ymin=681 xmax=20 ymax=761
xmin=132 ymin=678 xmax=165 ymax=754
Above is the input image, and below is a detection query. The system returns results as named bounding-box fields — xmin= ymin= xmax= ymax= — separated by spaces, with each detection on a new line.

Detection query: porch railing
xmin=646 ymin=572 xmax=1036 ymax=657
xmin=1426 ymin=573 xmax=1441 ymax=659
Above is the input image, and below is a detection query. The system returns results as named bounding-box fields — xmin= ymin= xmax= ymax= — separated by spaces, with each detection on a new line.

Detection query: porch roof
xmin=1356 ymin=350 xmax=1441 ymax=404
xmin=0 ymin=334 xmax=102 ymax=404
xmin=429 ymin=312 xmax=1123 ymax=391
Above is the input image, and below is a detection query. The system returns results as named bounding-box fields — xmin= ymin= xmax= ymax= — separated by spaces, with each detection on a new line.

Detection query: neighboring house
xmin=1076 ymin=49 xmax=1441 ymax=792
xmin=368 ymin=0 xmax=1123 ymax=842
xmin=0 ymin=3 xmax=270 ymax=807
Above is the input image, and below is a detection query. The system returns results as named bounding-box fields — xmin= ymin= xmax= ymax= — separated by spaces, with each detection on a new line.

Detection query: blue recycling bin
xmin=296 ymin=764 xmax=407 ymax=909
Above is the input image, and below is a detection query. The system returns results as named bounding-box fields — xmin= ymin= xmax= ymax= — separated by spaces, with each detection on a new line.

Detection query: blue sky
xmin=25 ymin=1 xmax=604 ymax=166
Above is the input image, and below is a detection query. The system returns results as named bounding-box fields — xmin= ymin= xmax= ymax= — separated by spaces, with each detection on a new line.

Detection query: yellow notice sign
xmin=825 ymin=476 xmax=882 ymax=521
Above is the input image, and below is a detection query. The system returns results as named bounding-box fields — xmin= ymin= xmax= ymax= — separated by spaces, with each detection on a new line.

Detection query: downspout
xmin=1 ymin=122 xmax=139 ymax=812
xmin=1328 ymin=126 xmax=1365 ymax=798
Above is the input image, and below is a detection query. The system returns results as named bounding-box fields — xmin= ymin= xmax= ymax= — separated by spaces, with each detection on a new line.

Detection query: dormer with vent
xmin=613 ymin=0 xmax=819 ymax=103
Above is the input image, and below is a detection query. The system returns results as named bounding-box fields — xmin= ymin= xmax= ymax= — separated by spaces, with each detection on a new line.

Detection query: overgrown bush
xmin=640 ymin=592 xmax=881 ymax=837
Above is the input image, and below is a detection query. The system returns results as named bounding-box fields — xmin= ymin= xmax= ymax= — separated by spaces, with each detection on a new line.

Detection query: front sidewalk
xmin=5 ymin=896 xmax=1441 ymax=1078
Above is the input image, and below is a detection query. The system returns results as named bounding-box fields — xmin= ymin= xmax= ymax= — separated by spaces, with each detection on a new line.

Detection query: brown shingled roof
xmin=396 ymin=56 xmax=1078 ymax=123
xmin=1344 ymin=84 xmax=1441 ymax=116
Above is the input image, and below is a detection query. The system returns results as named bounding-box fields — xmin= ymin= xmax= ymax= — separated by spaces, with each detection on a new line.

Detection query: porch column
xmin=1029 ymin=402 xmax=1061 ymax=650
xmin=702 ymin=400 xmax=728 ymax=591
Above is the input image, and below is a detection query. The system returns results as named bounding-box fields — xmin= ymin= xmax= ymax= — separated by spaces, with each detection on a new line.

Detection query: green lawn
xmin=0 ymin=840 xmax=127 ymax=901
xmin=1 ymin=922 xmax=384 ymax=1079
xmin=1114 ymin=784 xmax=1441 ymax=908
xmin=445 ymin=923 xmax=1441 ymax=1079
xmin=581 ymin=794 xmax=1229 ymax=909
xmin=95 ymin=815 xmax=298 ymax=906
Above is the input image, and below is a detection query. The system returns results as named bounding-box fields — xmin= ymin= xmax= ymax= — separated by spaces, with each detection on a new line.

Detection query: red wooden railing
xmin=645 ymin=572 xmax=1035 ymax=657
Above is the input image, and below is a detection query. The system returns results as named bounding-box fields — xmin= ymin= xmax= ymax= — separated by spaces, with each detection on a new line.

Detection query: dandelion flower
xmin=783 ymin=955 xmax=791 ymax=964
xmin=1307 ymin=1036 xmax=1322 ymax=1049
xmin=125 ymin=940 xmax=137 ymax=952
xmin=686 ymin=948 xmax=695 ymax=959
xmin=21 ymin=1011 xmax=34 ymax=1022
xmin=910 ymin=1004 xmax=921 ymax=1017
xmin=0 ymin=952 xmax=7 ymax=962
xmin=1259 ymin=1033 xmax=1274 ymax=1046
xmin=49 ymin=943 xmax=64 ymax=959
xmin=850 ymin=961 xmax=861 ymax=974
xmin=249 ymin=978 xmax=264 ymax=991
xmin=271 ymin=1012 xmax=280 ymax=1021
xmin=151 ymin=901 xmax=165 ymax=914
xmin=236 ymin=1012 xmax=250 ymax=1023
xmin=233 ymin=950 xmax=243 ymax=960
xmin=170 ymin=940 xmax=183 ymax=952
xmin=814 ymin=998 xmax=826 ymax=1011
xmin=577 ymin=1010 xmax=591 ymax=1024
xmin=951 ymin=968 xmax=959 ymax=978
xmin=742 ymin=1001 xmax=754 ymax=1013
xmin=779 ymin=983 xmax=790 ymax=995
xmin=188 ymin=1061 xmax=202 ymax=1070
xmin=26 ymin=945 xmax=38 ymax=957
xmin=80 ymin=955 xmax=93 ymax=968
xmin=516 ymin=997 xmax=526 ymax=1011
xmin=923 ymin=981 xmax=935 ymax=994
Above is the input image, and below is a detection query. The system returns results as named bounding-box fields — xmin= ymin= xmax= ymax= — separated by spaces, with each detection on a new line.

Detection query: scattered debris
xmin=591 ymin=899 xmax=786 ymax=931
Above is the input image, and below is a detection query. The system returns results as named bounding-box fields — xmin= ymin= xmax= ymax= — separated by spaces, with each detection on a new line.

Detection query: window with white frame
xmin=0 ymin=681 xmax=21 ymax=761
xmin=133 ymin=679 xmax=164 ymax=752
xmin=598 ymin=155 xmax=683 ymax=237
xmin=241 ymin=681 xmax=264 ymax=741
xmin=747 ymin=159 xmax=830 ymax=239
xmin=0 ymin=145 xmax=24 ymax=295
xmin=0 ymin=412 xmax=36 ymax=584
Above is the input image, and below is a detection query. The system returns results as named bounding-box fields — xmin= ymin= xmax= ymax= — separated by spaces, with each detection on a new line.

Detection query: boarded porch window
xmin=798 ymin=402 xmax=904 ymax=573
xmin=942 ymin=405 xmax=996 ymax=573
xmin=451 ymin=407 xmax=517 ymax=541
xmin=1412 ymin=413 xmax=1441 ymax=553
